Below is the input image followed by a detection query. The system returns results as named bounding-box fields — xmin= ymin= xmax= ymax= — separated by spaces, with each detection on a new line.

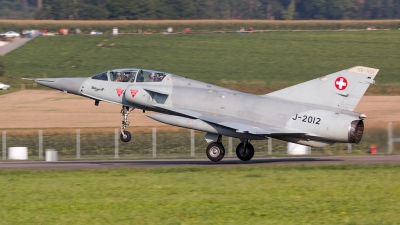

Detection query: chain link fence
xmin=1 ymin=124 xmax=399 ymax=160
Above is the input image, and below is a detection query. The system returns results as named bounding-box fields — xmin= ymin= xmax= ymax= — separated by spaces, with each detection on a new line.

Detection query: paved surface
xmin=0 ymin=38 xmax=31 ymax=56
xmin=0 ymin=155 xmax=399 ymax=170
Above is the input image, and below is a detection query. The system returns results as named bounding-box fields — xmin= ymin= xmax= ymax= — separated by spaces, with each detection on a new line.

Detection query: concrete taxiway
xmin=0 ymin=155 xmax=399 ymax=170
xmin=0 ymin=38 xmax=31 ymax=56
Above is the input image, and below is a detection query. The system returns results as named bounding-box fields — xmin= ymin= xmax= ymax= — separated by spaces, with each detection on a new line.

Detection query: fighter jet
xmin=34 ymin=66 xmax=378 ymax=162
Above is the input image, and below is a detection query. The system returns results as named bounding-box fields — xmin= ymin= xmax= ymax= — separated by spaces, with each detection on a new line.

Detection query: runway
xmin=0 ymin=155 xmax=399 ymax=170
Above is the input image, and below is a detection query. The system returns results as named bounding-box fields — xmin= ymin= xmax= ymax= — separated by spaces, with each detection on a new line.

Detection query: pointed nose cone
xmin=34 ymin=77 xmax=88 ymax=95
xmin=34 ymin=78 xmax=60 ymax=90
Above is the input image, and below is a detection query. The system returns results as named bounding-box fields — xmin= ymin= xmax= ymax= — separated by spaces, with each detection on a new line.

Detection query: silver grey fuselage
xmin=35 ymin=74 xmax=363 ymax=147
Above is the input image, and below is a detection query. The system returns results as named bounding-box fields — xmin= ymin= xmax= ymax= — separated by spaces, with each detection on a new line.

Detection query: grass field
xmin=1 ymin=164 xmax=399 ymax=224
xmin=2 ymin=31 xmax=400 ymax=94
xmin=1 ymin=20 xmax=400 ymax=34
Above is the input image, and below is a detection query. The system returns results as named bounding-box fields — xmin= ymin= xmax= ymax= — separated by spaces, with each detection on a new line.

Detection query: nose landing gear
xmin=120 ymin=106 xmax=133 ymax=142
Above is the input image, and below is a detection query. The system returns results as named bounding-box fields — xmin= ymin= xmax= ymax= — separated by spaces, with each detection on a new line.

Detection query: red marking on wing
xmin=130 ymin=89 xmax=138 ymax=98
xmin=116 ymin=88 xmax=124 ymax=97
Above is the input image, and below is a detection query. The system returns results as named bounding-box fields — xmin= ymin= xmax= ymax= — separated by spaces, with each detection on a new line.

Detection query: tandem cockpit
xmin=91 ymin=68 xmax=169 ymax=83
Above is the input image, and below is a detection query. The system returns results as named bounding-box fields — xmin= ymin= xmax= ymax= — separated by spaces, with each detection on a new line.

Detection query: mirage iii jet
xmin=34 ymin=66 xmax=378 ymax=162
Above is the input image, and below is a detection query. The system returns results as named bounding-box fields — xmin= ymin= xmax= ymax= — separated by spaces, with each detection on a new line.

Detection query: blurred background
xmin=0 ymin=0 xmax=399 ymax=160
xmin=1 ymin=0 xmax=399 ymax=20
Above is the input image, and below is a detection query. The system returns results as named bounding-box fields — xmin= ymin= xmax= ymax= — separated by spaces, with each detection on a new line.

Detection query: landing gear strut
xmin=236 ymin=139 xmax=254 ymax=161
xmin=120 ymin=106 xmax=133 ymax=142
xmin=206 ymin=135 xmax=225 ymax=162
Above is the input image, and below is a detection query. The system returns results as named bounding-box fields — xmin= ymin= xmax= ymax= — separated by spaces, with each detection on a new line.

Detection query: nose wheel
xmin=120 ymin=131 xmax=131 ymax=142
xmin=120 ymin=106 xmax=133 ymax=142
xmin=236 ymin=140 xmax=254 ymax=161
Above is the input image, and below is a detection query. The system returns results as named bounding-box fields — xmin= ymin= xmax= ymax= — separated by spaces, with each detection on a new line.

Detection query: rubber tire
xmin=120 ymin=131 xmax=132 ymax=142
xmin=206 ymin=142 xmax=225 ymax=162
xmin=236 ymin=142 xmax=254 ymax=161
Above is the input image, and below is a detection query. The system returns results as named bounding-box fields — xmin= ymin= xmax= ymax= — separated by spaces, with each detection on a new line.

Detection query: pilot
xmin=115 ymin=72 xmax=122 ymax=82
xmin=158 ymin=74 xmax=165 ymax=81
xmin=136 ymin=73 xmax=144 ymax=82
xmin=148 ymin=72 xmax=156 ymax=82
xmin=123 ymin=73 xmax=131 ymax=82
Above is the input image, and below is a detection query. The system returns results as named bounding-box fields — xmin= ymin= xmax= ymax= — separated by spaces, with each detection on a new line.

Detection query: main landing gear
xmin=236 ymin=139 xmax=254 ymax=161
xmin=120 ymin=106 xmax=133 ymax=142
xmin=206 ymin=135 xmax=225 ymax=162
xmin=205 ymin=136 xmax=255 ymax=162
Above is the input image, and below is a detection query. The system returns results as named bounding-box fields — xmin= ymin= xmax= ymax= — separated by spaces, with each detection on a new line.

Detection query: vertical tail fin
xmin=266 ymin=66 xmax=379 ymax=111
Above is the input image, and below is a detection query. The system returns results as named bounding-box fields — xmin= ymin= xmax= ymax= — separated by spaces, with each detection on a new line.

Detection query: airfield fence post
xmin=228 ymin=137 xmax=232 ymax=156
xmin=76 ymin=129 xmax=80 ymax=159
xmin=2 ymin=131 xmax=5 ymax=160
xmin=347 ymin=143 xmax=352 ymax=154
xmin=268 ymin=138 xmax=272 ymax=155
xmin=190 ymin=130 xmax=195 ymax=157
xmin=388 ymin=122 xmax=393 ymax=153
xmin=115 ymin=129 xmax=119 ymax=158
xmin=152 ymin=128 xmax=156 ymax=157
xmin=38 ymin=130 xmax=43 ymax=159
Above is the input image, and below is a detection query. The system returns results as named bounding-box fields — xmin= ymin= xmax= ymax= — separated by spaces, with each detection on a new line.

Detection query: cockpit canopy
xmin=91 ymin=68 xmax=169 ymax=83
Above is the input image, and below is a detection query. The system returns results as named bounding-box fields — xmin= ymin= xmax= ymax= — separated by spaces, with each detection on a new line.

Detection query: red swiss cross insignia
xmin=334 ymin=77 xmax=348 ymax=91
xmin=116 ymin=88 xmax=124 ymax=97
xmin=130 ymin=89 xmax=138 ymax=98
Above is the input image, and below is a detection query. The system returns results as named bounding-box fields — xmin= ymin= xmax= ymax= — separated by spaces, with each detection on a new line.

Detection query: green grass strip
xmin=1 ymin=164 xmax=399 ymax=224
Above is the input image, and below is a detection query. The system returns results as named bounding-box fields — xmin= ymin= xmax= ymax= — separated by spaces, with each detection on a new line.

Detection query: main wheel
xmin=236 ymin=142 xmax=254 ymax=161
xmin=206 ymin=142 xmax=225 ymax=162
xmin=120 ymin=131 xmax=131 ymax=142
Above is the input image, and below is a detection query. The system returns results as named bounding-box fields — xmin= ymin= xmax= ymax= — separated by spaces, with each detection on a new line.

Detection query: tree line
xmin=1 ymin=0 xmax=399 ymax=20
xmin=0 ymin=0 xmax=37 ymax=19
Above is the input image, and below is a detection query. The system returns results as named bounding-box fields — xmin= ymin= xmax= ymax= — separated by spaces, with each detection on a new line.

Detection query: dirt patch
xmin=354 ymin=96 xmax=400 ymax=128
xmin=0 ymin=90 xmax=171 ymax=130
xmin=0 ymin=90 xmax=397 ymax=130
